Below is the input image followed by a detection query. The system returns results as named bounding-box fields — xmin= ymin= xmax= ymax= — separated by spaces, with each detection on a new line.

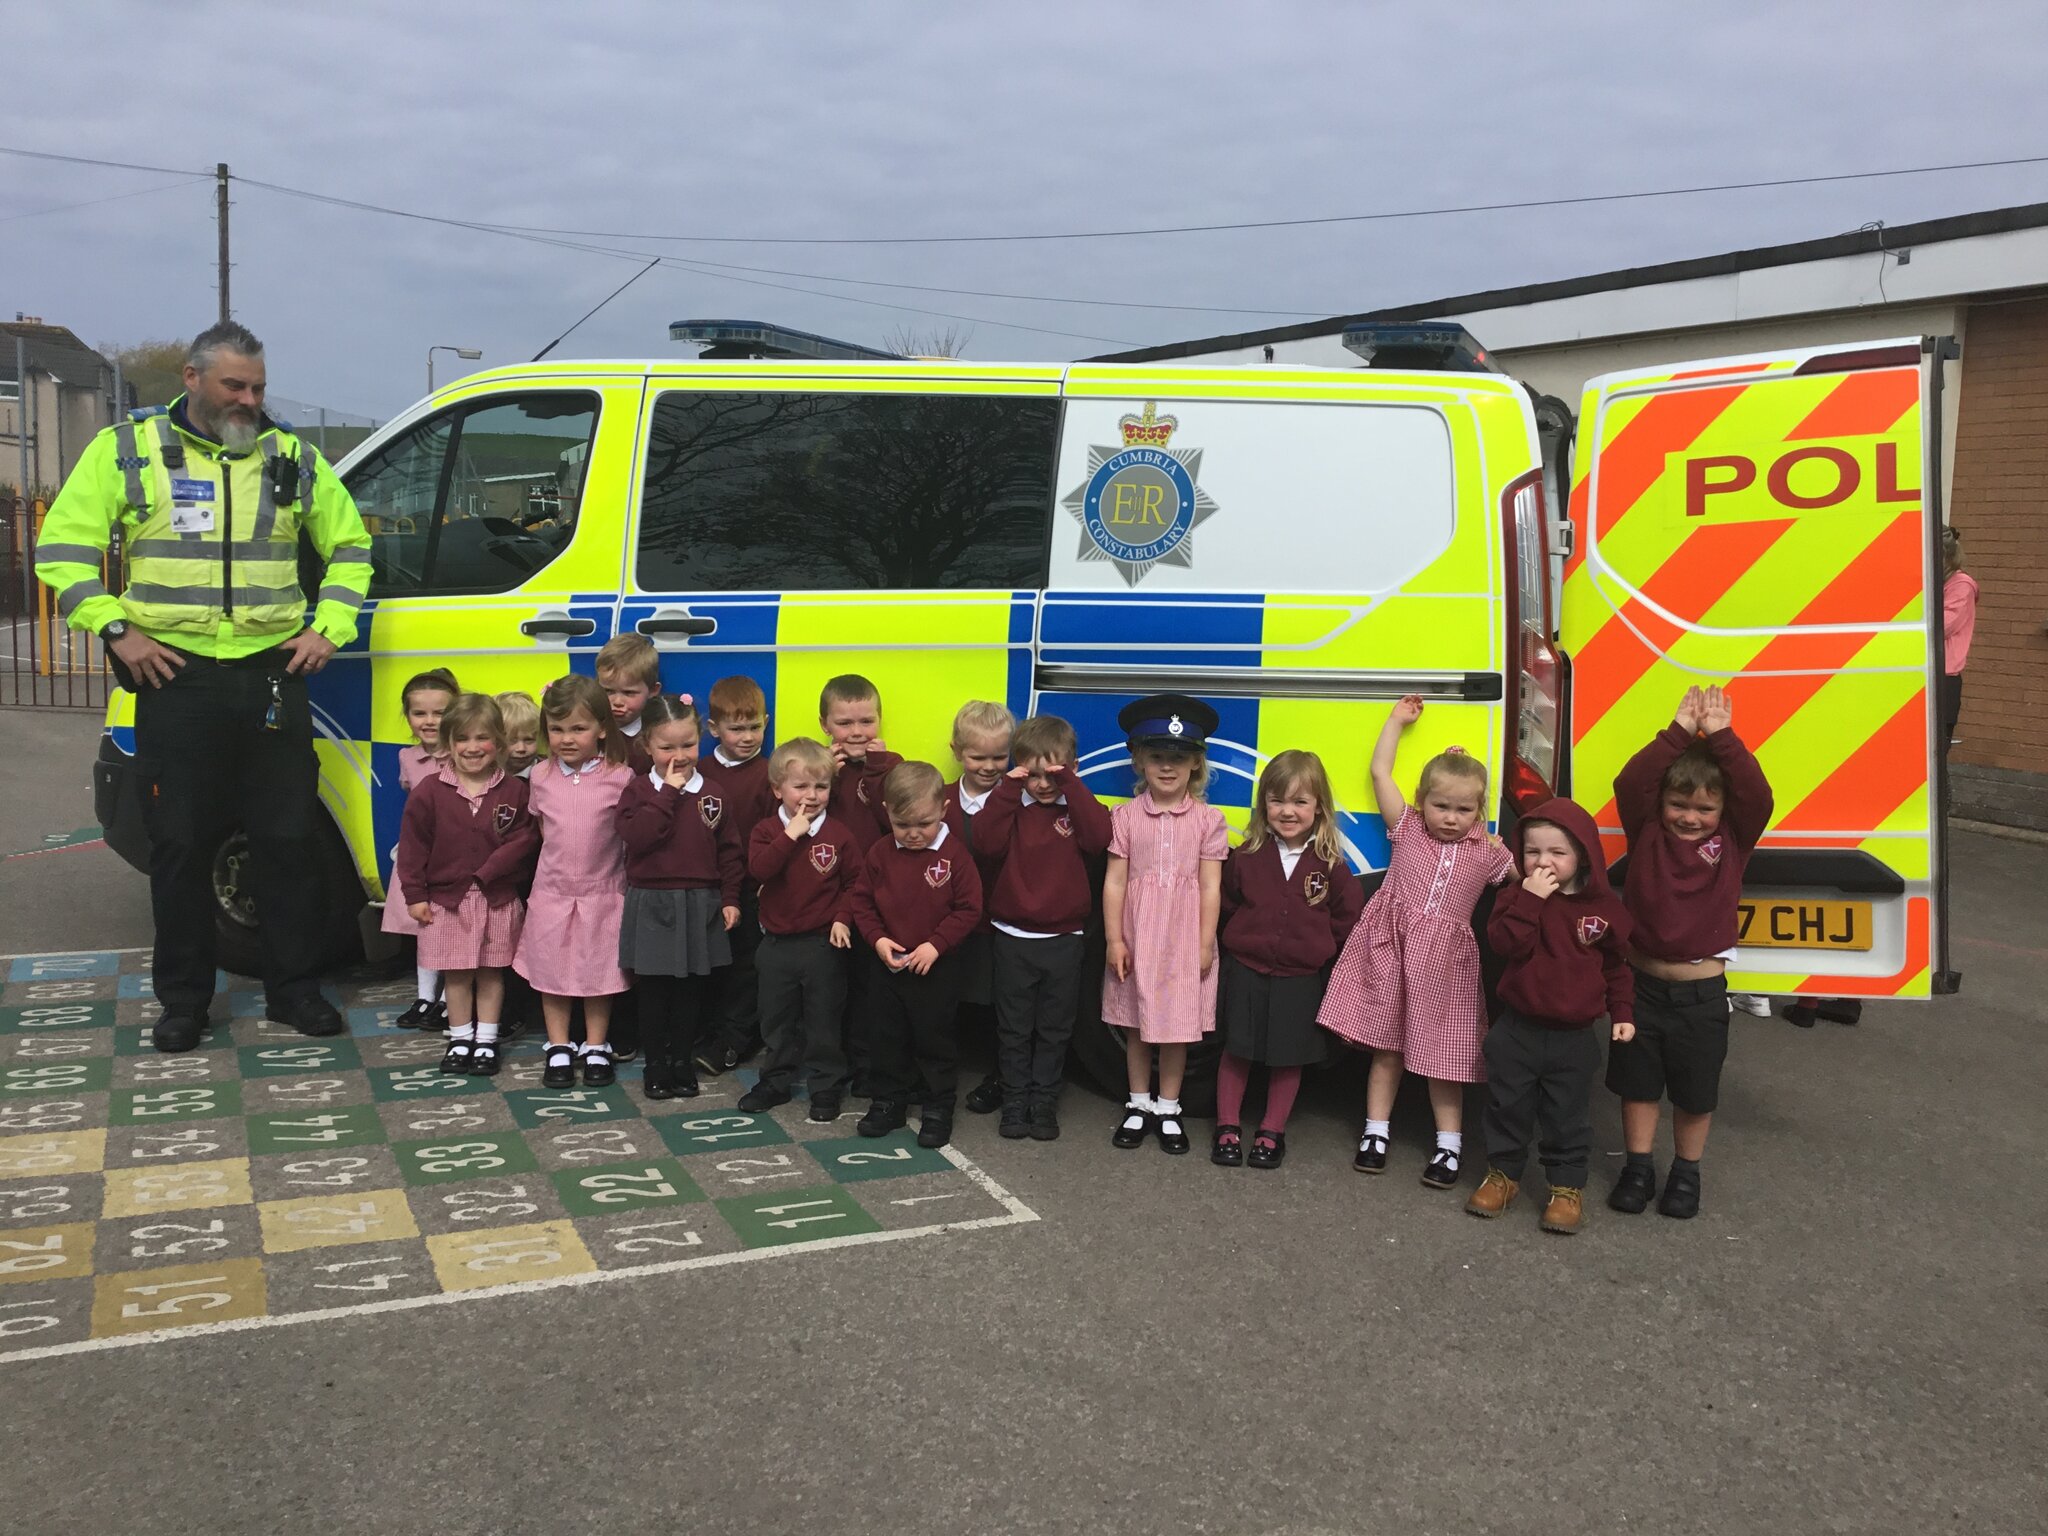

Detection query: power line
xmin=451 ymin=152 xmax=2048 ymax=246
xmin=0 ymin=175 xmax=209 ymax=224
xmin=0 ymin=145 xmax=203 ymax=177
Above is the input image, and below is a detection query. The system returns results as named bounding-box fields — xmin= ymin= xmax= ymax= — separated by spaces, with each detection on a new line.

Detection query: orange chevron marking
xmin=1740 ymin=516 xmax=1926 ymax=748
xmin=1570 ymin=519 xmax=1794 ymax=729
xmin=1783 ymin=368 xmax=1917 ymax=441
xmin=1587 ymin=384 xmax=1751 ymax=540
xmin=1788 ymin=897 xmax=1927 ymax=996
xmin=1776 ymin=691 xmax=1926 ymax=832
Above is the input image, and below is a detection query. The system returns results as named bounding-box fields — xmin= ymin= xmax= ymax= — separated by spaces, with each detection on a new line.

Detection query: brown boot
xmin=1541 ymin=1185 xmax=1584 ymax=1235
xmin=1465 ymin=1168 xmax=1519 ymax=1218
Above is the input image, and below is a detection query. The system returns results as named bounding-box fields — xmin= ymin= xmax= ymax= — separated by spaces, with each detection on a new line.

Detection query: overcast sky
xmin=9 ymin=0 xmax=2048 ymax=420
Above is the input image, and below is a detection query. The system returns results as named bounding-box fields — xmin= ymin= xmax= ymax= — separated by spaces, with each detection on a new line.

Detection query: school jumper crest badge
xmin=1303 ymin=870 xmax=1329 ymax=907
xmin=699 ymin=795 xmax=722 ymax=828
xmin=924 ymin=858 xmax=952 ymax=889
xmin=1576 ymin=914 xmax=1610 ymax=946
xmin=810 ymin=843 xmax=838 ymax=874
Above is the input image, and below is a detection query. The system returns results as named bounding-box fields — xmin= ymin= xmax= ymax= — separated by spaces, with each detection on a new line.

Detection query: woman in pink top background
xmin=1939 ymin=525 xmax=1979 ymax=758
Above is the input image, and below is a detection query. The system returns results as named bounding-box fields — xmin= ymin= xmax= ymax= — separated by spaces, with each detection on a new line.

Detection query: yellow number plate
xmin=1737 ymin=900 xmax=1874 ymax=951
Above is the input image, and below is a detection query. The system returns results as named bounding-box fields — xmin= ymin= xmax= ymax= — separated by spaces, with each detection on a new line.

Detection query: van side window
xmin=636 ymin=391 xmax=1057 ymax=591
xmin=354 ymin=393 xmax=600 ymax=597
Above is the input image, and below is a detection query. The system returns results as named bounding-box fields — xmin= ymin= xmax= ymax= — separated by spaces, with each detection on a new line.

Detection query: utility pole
xmin=215 ymin=163 xmax=231 ymax=322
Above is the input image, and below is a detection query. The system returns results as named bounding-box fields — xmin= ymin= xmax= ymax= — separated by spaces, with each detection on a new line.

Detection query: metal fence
xmin=2 ymin=492 xmax=119 ymax=708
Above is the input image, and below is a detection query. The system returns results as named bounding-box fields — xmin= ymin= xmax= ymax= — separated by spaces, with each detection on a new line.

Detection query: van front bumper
xmin=94 ymin=733 xmax=150 ymax=874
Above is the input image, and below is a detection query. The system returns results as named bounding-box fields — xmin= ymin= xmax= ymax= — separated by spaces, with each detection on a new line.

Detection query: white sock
xmin=582 ymin=1041 xmax=610 ymax=1058
xmin=1154 ymin=1097 xmax=1183 ymax=1119
xmin=473 ymin=1021 xmax=499 ymax=1045
xmin=1364 ymin=1119 xmax=1391 ymax=1142
xmin=1436 ymin=1131 xmax=1463 ymax=1158
xmin=1123 ymin=1093 xmax=1155 ymax=1123
xmin=417 ymin=965 xmax=442 ymax=1001
xmin=448 ymin=1024 xmax=475 ymax=1043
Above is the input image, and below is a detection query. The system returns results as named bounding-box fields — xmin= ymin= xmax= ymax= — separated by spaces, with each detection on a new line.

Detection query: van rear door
xmin=1560 ymin=338 xmax=1953 ymax=999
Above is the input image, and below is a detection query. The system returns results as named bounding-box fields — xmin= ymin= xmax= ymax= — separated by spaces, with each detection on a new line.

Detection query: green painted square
xmin=550 ymin=1159 xmax=705 ymax=1217
xmin=246 ymin=1106 xmax=387 ymax=1155
xmin=715 ymin=1184 xmax=881 ymax=1248
xmin=1 ymin=999 xmax=116 ymax=1035
xmin=1 ymin=1058 xmax=112 ymax=1095
xmin=654 ymin=1112 xmax=792 ymax=1157
xmin=369 ymin=1066 xmax=494 ymax=1102
xmin=503 ymin=1087 xmax=642 ymax=1130
xmin=392 ymin=1134 xmax=539 ymax=1186
xmin=803 ymin=1131 xmax=953 ymax=1183
xmin=109 ymin=1079 xmax=241 ymax=1124
xmin=115 ymin=1021 xmax=232 ymax=1054
xmin=237 ymin=1039 xmax=362 ymax=1077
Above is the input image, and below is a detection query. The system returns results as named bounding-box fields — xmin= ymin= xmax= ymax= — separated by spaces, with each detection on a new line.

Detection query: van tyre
xmin=209 ymin=824 xmax=367 ymax=979
xmin=1066 ymin=956 xmax=1219 ymax=1118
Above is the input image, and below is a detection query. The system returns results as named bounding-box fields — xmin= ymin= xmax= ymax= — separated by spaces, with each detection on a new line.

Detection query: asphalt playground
xmin=1 ymin=709 xmax=2042 ymax=1536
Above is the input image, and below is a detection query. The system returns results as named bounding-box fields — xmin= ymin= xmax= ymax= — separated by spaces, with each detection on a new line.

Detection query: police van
xmin=94 ymin=324 xmax=1958 ymax=1097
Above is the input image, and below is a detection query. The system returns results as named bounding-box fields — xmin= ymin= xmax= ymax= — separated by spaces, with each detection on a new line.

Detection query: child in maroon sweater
xmin=394 ymin=694 xmax=539 ymax=1077
xmin=697 ymin=675 xmax=776 ymax=1077
xmin=739 ymin=739 xmax=858 ymax=1120
xmin=1605 ymin=685 xmax=1773 ymax=1221
xmin=846 ymin=761 xmax=984 ymax=1148
xmin=1213 ymin=751 xmax=1362 ymax=1171
xmin=614 ymin=696 xmax=744 ymax=1101
xmin=1467 ymin=797 xmax=1634 ymax=1234
xmin=820 ymin=672 xmax=903 ymax=850
xmin=976 ymin=715 xmax=1112 ymax=1142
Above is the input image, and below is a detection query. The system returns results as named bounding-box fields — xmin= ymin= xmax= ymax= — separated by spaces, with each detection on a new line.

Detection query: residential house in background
xmin=1 ymin=316 xmax=118 ymax=494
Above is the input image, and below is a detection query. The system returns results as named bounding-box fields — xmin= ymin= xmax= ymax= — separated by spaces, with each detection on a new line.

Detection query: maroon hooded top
xmin=1614 ymin=723 xmax=1773 ymax=961
xmin=1487 ymin=797 xmax=1634 ymax=1029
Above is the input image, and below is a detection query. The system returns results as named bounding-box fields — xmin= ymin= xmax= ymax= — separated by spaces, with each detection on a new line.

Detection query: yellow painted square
xmin=91 ymin=1257 xmax=266 ymax=1337
xmin=102 ymin=1157 xmax=253 ymax=1220
xmin=0 ymin=1129 xmax=107 ymax=1178
xmin=258 ymin=1188 xmax=421 ymax=1254
xmin=0 ymin=1222 xmax=96 ymax=1283
xmin=425 ymin=1220 xmax=595 ymax=1292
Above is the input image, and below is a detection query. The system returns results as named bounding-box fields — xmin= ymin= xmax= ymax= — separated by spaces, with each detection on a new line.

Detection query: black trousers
xmin=134 ymin=652 xmax=329 ymax=1013
xmin=991 ymin=931 xmax=1084 ymax=1100
xmin=635 ymin=972 xmax=709 ymax=1077
xmin=710 ymin=885 xmax=763 ymax=1057
xmin=867 ymin=952 xmax=963 ymax=1109
xmin=756 ymin=930 xmax=849 ymax=1099
xmin=1480 ymin=1009 xmax=1602 ymax=1188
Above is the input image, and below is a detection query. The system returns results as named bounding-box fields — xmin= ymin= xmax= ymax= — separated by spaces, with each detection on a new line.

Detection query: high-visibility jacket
xmin=35 ymin=398 xmax=373 ymax=658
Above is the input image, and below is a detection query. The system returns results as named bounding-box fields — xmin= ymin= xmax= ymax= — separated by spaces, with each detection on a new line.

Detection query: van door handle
xmin=637 ymin=612 xmax=718 ymax=638
xmin=520 ymin=614 xmax=597 ymax=639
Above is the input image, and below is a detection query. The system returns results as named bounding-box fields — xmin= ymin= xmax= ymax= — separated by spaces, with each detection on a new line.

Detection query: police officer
xmin=36 ymin=322 xmax=373 ymax=1051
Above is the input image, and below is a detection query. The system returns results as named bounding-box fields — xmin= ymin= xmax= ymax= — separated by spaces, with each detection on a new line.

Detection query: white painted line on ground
xmin=0 ymin=1154 xmax=1042 ymax=1368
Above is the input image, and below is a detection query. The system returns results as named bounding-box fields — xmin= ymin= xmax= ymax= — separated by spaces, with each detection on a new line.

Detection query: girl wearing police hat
xmin=1102 ymin=693 xmax=1230 ymax=1154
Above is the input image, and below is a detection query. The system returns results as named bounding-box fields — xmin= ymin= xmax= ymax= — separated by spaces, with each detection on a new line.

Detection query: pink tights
xmin=1216 ymin=1053 xmax=1302 ymax=1135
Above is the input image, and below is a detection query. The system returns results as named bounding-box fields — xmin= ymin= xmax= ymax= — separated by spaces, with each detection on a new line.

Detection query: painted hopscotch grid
xmin=0 ymin=948 xmax=1039 ymax=1365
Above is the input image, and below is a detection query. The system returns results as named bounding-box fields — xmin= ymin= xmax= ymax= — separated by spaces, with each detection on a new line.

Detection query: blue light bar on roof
xmin=1341 ymin=321 xmax=1494 ymax=372
xmin=669 ymin=319 xmax=902 ymax=361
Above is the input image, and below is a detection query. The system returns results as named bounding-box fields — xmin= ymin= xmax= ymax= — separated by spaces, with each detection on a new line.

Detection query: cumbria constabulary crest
xmin=1060 ymin=403 xmax=1220 ymax=586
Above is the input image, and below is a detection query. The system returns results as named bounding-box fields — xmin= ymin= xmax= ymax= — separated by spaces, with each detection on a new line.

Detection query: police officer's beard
xmin=217 ymin=413 xmax=260 ymax=454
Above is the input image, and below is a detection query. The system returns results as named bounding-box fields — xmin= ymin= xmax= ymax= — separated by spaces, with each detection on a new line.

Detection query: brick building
xmin=1093 ymin=203 xmax=2048 ymax=832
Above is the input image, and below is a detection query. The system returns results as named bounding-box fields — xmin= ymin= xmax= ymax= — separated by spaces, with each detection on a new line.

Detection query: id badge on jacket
xmin=169 ymin=478 xmax=216 ymax=534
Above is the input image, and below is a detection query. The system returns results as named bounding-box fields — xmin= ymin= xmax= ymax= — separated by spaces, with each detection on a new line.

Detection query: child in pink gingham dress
xmin=513 ymin=674 xmax=635 ymax=1090
xmin=1319 ymin=696 xmax=1513 ymax=1189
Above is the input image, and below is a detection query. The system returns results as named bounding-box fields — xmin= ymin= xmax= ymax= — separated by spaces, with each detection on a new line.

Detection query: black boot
xmin=1027 ymin=1094 xmax=1060 ymax=1143
xmin=857 ymin=1099 xmax=907 ymax=1138
xmin=1607 ymin=1161 xmax=1657 ymax=1214
xmin=998 ymin=1091 xmax=1031 ymax=1140
xmin=965 ymin=1074 xmax=1004 ymax=1114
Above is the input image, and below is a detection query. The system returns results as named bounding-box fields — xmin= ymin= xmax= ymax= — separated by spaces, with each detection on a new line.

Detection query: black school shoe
xmin=738 ymin=1083 xmax=793 ymax=1114
xmin=265 ymin=995 xmax=346 ymax=1038
xmin=1607 ymin=1162 xmax=1658 ymax=1214
xmin=1658 ymin=1165 xmax=1702 ymax=1219
xmin=1154 ymin=1106 xmax=1191 ymax=1156
xmin=467 ymin=1041 xmax=502 ymax=1077
xmin=439 ymin=1039 xmax=475 ymax=1074
xmin=581 ymin=1046 xmax=616 ymax=1088
xmin=858 ymin=1099 xmax=907 ymax=1138
xmin=150 ymin=1010 xmax=210 ymax=1054
xmin=965 ymin=1075 xmax=1004 ymax=1115
xmin=808 ymin=1095 xmax=843 ymax=1124
xmin=1111 ymin=1100 xmax=1152 ymax=1150
xmin=1027 ymin=1097 xmax=1060 ymax=1142
xmin=1211 ymin=1124 xmax=1244 ymax=1167
xmin=1420 ymin=1149 xmax=1461 ymax=1189
xmin=1248 ymin=1131 xmax=1287 ymax=1171
xmin=692 ymin=1043 xmax=739 ymax=1078
xmin=541 ymin=1045 xmax=578 ymax=1090
xmin=1353 ymin=1133 xmax=1389 ymax=1174
xmin=394 ymin=998 xmax=445 ymax=1031
xmin=998 ymin=1094 xmax=1031 ymax=1140
xmin=917 ymin=1111 xmax=954 ymax=1150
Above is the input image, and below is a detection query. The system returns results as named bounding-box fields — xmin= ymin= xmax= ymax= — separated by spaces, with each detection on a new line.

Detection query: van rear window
xmin=636 ymin=391 xmax=1058 ymax=592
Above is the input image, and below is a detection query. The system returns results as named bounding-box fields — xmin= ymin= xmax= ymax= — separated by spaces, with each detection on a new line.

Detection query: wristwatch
xmin=100 ymin=619 xmax=130 ymax=642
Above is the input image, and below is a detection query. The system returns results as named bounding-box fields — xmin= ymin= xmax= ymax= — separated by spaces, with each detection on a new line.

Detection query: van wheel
xmin=210 ymin=828 xmax=366 ymax=978
xmin=1065 ymin=962 xmax=1219 ymax=1117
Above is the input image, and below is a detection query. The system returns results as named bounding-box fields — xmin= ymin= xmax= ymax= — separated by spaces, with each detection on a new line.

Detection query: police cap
xmin=1118 ymin=692 xmax=1219 ymax=754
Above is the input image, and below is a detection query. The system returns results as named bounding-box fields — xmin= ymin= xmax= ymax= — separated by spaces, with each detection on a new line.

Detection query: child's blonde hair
xmin=1416 ymin=746 xmax=1488 ymax=805
xmin=951 ymin=700 xmax=1016 ymax=749
xmin=540 ymin=674 xmax=626 ymax=764
xmin=767 ymin=738 xmax=834 ymax=788
xmin=438 ymin=693 xmax=507 ymax=765
xmin=594 ymin=633 xmax=659 ymax=689
xmin=495 ymin=690 xmax=540 ymax=741
xmin=1132 ymin=744 xmax=1210 ymax=800
xmin=1241 ymin=749 xmax=1343 ymax=864
xmin=882 ymin=761 xmax=947 ymax=821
